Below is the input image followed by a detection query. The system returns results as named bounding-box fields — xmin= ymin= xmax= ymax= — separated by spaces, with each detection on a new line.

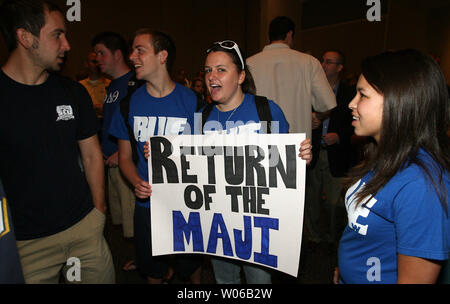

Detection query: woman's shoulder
xmin=246 ymin=94 xmax=284 ymax=115
xmin=390 ymin=150 xmax=448 ymax=188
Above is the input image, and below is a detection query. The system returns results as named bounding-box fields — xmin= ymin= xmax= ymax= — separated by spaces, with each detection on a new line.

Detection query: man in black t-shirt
xmin=0 ymin=0 xmax=114 ymax=283
xmin=0 ymin=179 xmax=24 ymax=284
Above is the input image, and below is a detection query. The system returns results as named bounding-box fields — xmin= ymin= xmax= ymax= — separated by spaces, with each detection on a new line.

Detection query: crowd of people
xmin=0 ymin=0 xmax=448 ymax=285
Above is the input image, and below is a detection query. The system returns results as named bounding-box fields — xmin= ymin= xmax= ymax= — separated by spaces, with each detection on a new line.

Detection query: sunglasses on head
xmin=207 ymin=40 xmax=245 ymax=70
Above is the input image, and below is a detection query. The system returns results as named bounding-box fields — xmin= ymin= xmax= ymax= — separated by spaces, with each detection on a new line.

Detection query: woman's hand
xmin=298 ymin=138 xmax=312 ymax=165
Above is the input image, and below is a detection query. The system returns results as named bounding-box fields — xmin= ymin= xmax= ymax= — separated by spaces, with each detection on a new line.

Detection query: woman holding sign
xmin=201 ymin=41 xmax=311 ymax=284
xmin=144 ymin=40 xmax=312 ymax=284
xmin=334 ymin=49 xmax=449 ymax=284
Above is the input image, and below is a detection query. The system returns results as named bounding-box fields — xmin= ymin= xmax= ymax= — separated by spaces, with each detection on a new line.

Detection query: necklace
xmin=217 ymin=106 xmax=238 ymax=124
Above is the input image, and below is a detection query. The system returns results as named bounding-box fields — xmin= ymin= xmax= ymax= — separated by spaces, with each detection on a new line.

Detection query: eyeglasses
xmin=321 ymin=59 xmax=341 ymax=65
xmin=207 ymin=40 xmax=245 ymax=70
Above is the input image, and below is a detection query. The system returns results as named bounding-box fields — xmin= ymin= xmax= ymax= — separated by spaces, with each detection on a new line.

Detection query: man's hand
xmin=144 ymin=141 xmax=150 ymax=159
xmin=105 ymin=151 xmax=119 ymax=167
xmin=323 ymin=132 xmax=339 ymax=146
xmin=134 ymin=179 xmax=152 ymax=199
xmin=78 ymin=135 xmax=106 ymax=214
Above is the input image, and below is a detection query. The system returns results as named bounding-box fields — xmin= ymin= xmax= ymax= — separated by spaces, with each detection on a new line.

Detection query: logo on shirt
xmin=56 ymin=105 xmax=75 ymax=121
xmin=0 ymin=198 xmax=11 ymax=238
xmin=345 ymin=180 xmax=378 ymax=236
xmin=134 ymin=116 xmax=188 ymax=142
xmin=204 ymin=121 xmax=262 ymax=135
xmin=105 ymin=90 xmax=120 ymax=104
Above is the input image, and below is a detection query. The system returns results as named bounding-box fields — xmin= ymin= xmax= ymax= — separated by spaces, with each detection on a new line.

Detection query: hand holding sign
xmin=144 ymin=141 xmax=150 ymax=159
xmin=134 ymin=179 xmax=152 ymax=199
xmin=298 ymin=138 xmax=312 ymax=164
xmin=132 ymin=140 xmax=152 ymax=199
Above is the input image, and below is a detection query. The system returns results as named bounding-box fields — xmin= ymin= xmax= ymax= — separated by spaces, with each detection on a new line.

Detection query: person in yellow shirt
xmin=79 ymin=52 xmax=111 ymax=118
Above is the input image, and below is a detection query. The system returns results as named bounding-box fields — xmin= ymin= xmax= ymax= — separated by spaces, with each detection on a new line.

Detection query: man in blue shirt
xmin=93 ymin=32 xmax=136 ymax=240
xmin=109 ymin=29 xmax=203 ymax=284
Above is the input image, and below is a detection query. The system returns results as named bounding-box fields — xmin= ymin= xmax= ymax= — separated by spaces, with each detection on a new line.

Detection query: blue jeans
xmin=211 ymin=257 xmax=271 ymax=284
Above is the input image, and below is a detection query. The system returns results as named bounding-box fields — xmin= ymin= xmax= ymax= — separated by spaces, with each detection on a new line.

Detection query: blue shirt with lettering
xmin=338 ymin=150 xmax=449 ymax=284
xmin=102 ymin=71 xmax=134 ymax=157
xmin=203 ymin=94 xmax=289 ymax=134
xmin=109 ymin=83 xmax=197 ymax=207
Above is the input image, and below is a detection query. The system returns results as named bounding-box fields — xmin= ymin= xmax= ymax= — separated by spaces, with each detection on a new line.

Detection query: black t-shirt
xmin=0 ymin=71 xmax=99 ymax=240
xmin=0 ymin=179 xmax=25 ymax=283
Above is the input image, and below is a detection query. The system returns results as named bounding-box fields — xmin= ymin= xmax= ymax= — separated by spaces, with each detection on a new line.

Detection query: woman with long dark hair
xmin=335 ymin=49 xmax=449 ymax=284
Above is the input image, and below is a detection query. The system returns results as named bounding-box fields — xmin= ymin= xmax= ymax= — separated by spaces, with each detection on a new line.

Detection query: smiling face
xmin=349 ymin=74 xmax=384 ymax=143
xmin=129 ymin=34 xmax=164 ymax=81
xmin=204 ymin=51 xmax=245 ymax=109
xmin=29 ymin=9 xmax=70 ymax=72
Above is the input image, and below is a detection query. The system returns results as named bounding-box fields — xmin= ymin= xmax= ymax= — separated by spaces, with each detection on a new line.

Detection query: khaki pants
xmin=16 ymin=208 xmax=115 ymax=284
xmin=108 ymin=167 xmax=135 ymax=238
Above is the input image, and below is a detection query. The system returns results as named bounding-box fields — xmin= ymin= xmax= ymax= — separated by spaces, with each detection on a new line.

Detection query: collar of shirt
xmin=263 ymin=43 xmax=290 ymax=52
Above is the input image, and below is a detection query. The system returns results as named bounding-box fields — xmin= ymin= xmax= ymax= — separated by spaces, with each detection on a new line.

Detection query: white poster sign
xmin=149 ymin=133 xmax=305 ymax=277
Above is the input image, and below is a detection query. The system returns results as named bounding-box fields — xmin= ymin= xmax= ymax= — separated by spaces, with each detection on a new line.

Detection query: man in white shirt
xmin=247 ymin=16 xmax=336 ymax=139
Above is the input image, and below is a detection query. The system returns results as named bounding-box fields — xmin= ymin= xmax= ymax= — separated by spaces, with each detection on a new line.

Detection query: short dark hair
xmin=0 ymin=0 xmax=62 ymax=52
xmin=132 ymin=29 xmax=176 ymax=73
xmin=323 ymin=49 xmax=346 ymax=65
xmin=269 ymin=16 xmax=295 ymax=42
xmin=91 ymin=31 xmax=129 ymax=61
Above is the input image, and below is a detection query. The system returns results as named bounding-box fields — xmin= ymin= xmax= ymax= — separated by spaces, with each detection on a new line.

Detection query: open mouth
xmin=209 ymin=84 xmax=222 ymax=93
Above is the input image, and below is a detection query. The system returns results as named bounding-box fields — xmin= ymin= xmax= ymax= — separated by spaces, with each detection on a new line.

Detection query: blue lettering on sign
xmin=173 ymin=211 xmax=204 ymax=252
xmin=172 ymin=211 xmax=279 ymax=268
xmin=207 ymin=213 xmax=234 ymax=256
xmin=254 ymin=217 xmax=279 ymax=267
xmin=234 ymin=216 xmax=252 ymax=260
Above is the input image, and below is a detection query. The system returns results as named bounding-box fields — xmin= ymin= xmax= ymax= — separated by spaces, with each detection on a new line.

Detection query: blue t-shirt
xmin=338 ymin=150 xmax=450 ymax=284
xmin=102 ymin=71 xmax=134 ymax=157
xmin=203 ymin=94 xmax=289 ymax=134
xmin=109 ymin=83 xmax=197 ymax=207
